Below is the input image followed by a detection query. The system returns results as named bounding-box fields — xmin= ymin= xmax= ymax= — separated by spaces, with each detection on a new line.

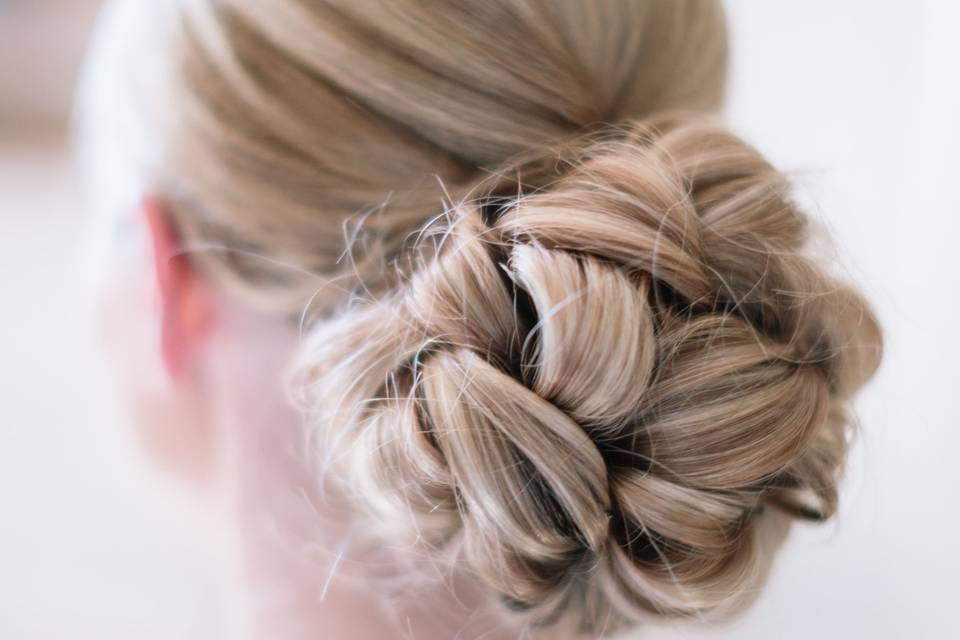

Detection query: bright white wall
xmin=0 ymin=139 xmax=224 ymax=638
xmin=0 ymin=1 xmax=956 ymax=638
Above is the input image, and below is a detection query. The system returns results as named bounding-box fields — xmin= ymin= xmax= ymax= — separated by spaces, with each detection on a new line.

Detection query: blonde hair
xmin=153 ymin=0 xmax=880 ymax=634
xmin=162 ymin=0 xmax=728 ymax=311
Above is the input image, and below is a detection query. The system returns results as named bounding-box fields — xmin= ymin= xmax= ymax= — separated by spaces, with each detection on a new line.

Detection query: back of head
xmin=161 ymin=0 xmax=729 ymax=310
xmin=96 ymin=0 xmax=881 ymax=635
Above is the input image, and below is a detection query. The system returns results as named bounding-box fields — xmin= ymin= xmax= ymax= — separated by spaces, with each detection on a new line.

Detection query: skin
xmin=98 ymin=194 xmax=518 ymax=639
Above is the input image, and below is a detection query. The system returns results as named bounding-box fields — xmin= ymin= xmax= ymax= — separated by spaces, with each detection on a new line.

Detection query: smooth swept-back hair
xmin=123 ymin=0 xmax=880 ymax=634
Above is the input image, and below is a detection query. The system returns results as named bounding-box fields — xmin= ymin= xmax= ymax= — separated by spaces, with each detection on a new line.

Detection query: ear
xmin=141 ymin=196 xmax=214 ymax=379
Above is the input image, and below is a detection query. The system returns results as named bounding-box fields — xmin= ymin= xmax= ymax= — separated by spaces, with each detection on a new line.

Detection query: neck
xmin=204 ymin=300 xmax=521 ymax=639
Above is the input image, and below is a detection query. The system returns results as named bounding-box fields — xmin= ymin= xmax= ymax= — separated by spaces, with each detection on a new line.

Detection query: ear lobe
xmin=141 ymin=196 xmax=213 ymax=379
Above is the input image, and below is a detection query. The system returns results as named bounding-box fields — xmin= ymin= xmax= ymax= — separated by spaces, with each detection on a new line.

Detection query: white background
xmin=0 ymin=1 xmax=957 ymax=638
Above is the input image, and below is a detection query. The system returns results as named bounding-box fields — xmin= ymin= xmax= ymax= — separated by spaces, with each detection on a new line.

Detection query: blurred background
xmin=0 ymin=1 xmax=224 ymax=638
xmin=0 ymin=1 xmax=957 ymax=638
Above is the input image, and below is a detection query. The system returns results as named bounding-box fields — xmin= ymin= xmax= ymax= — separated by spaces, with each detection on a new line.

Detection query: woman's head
xmin=81 ymin=0 xmax=880 ymax=636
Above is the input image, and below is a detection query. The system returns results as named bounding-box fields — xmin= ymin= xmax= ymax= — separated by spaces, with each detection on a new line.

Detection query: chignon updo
xmin=152 ymin=0 xmax=881 ymax=634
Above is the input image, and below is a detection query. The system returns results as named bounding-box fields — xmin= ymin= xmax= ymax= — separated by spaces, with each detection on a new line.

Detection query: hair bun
xmin=295 ymin=118 xmax=881 ymax=633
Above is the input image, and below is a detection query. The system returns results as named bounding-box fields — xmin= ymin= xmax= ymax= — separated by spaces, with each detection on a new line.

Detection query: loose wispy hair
xmin=152 ymin=0 xmax=882 ymax=634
